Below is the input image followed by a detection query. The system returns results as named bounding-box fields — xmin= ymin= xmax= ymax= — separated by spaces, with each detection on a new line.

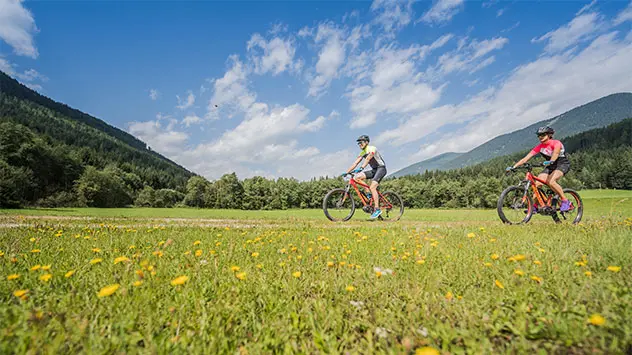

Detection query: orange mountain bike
xmin=498 ymin=162 xmax=583 ymax=225
xmin=323 ymin=172 xmax=404 ymax=222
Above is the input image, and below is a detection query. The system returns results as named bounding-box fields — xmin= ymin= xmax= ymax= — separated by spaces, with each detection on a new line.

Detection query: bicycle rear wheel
xmin=551 ymin=188 xmax=583 ymax=224
xmin=497 ymin=185 xmax=533 ymax=225
xmin=323 ymin=188 xmax=355 ymax=222
xmin=379 ymin=191 xmax=404 ymax=221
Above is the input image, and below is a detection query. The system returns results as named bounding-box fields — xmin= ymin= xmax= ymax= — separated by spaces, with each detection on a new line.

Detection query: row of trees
xmin=2 ymin=145 xmax=631 ymax=209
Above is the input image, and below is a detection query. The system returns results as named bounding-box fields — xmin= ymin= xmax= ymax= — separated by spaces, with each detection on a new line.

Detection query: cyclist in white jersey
xmin=342 ymin=135 xmax=387 ymax=219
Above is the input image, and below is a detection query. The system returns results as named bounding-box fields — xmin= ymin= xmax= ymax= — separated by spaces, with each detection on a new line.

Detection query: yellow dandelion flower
xmin=133 ymin=281 xmax=143 ymax=287
xmin=114 ymin=256 xmax=130 ymax=264
xmin=585 ymin=271 xmax=592 ymax=277
xmin=194 ymin=250 xmax=202 ymax=257
xmin=484 ymin=262 xmax=492 ymax=267
xmin=7 ymin=274 xmax=20 ymax=281
xmin=292 ymin=271 xmax=302 ymax=278
xmin=30 ymin=265 xmax=41 ymax=271
xmin=193 ymin=240 xmax=201 ymax=245
xmin=92 ymin=248 xmax=101 ymax=253
xmin=607 ymin=266 xmax=621 ymax=272
xmin=588 ymin=314 xmax=606 ymax=326
xmin=491 ymin=254 xmax=499 ymax=260
xmin=445 ymin=292 xmax=453 ymax=300
xmin=90 ymin=258 xmax=103 ymax=265
xmin=170 ymin=275 xmax=189 ymax=286
xmin=495 ymin=280 xmax=504 ymax=289
xmin=530 ymin=275 xmax=543 ymax=283
xmin=509 ymin=254 xmax=525 ymax=262
xmin=230 ymin=266 xmax=240 ymax=272
xmin=575 ymin=261 xmax=587 ymax=267
xmin=514 ymin=269 xmax=524 ymax=276
xmin=235 ymin=272 xmax=246 ymax=280
xmin=31 ymin=249 xmax=40 ymax=253
xmin=345 ymin=285 xmax=355 ymax=292
xmin=97 ymin=284 xmax=120 ymax=298
xmin=251 ymin=252 xmax=259 ymax=257
xmin=39 ymin=274 xmax=52 ymax=282
xmin=416 ymin=259 xmax=425 ymax=264
xmin=327 ymin=261 xmax=334 ymax=267
xmin=256 ymin=264 xmax=263 ymax=269
xmin=467 ymin=232 xmax=476 ymax=238
xmin=13 ymin=289 xmax=28 ymax=298
xmin=65 ymin=270 xmax=75 ymax=278
xmin=415 ymin=347 xmax=439 ymax=355
xmin=533 ymin=260 xmax=541 ymax=265
xmin=41 ymin=265 xmax=51 ymax=271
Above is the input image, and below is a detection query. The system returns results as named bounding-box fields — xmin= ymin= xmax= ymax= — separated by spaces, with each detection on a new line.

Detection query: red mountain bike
xmin=323 ymin=172 xmax=404 ymax=222
xmin=498 ymin=162 xmax=583 ymax=225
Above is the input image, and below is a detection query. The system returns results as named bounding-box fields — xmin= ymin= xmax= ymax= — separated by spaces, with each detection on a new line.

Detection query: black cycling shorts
xmin=542 ymin=159 xmax=570 ymax=175
xmin=364 ymin=166 xmax=387 ymax=183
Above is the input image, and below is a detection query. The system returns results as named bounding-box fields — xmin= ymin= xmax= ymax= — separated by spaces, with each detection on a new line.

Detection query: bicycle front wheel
xmin=497 ymin=185 xmax=533 ymax=225
xmin=323 ymin=188 xmax=355 ymax=222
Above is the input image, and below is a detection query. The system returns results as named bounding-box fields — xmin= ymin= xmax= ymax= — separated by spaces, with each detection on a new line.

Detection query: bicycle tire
xmin=552 ymin=188 xmax=583 ymax=224
xmin=323 ymin=188 xmax=355 ymax=222
xmin=497 ymin=185 xmax=533 ymax=225
xmin=379 ymin=191 xmax=404 ymax=221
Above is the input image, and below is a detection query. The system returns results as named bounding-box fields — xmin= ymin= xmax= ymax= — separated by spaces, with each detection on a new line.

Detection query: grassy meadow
xmin=1 ymin=189 xmax=631 ymax=353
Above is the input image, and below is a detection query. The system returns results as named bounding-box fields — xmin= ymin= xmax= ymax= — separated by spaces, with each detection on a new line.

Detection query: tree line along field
xmin=1 ymin=190 xmax=631 ymax=353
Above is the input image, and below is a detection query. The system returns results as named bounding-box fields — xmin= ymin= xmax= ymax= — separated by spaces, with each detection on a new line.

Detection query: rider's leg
xmin=535 ymin=173 xmax=549 ymax=189
xmin=359 ymin=171 xmax=374 ymax=196
xmin=546 ymin=170 xmax=567 ymax=200
xmin=370 ymin=181 xmax=379 ymax=210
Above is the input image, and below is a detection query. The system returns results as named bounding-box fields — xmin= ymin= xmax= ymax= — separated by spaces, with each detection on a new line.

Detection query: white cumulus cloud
xmin=0 ymin=0 xmax=39 ymax=58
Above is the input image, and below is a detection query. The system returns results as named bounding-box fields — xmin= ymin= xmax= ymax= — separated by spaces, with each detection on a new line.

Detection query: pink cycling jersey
xmin=530 ymin=139 xmax=566 ymax=160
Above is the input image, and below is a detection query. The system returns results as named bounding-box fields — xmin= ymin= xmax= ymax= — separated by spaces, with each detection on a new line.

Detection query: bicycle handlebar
xmin=505 ymin=161 xmax=553 ymax=176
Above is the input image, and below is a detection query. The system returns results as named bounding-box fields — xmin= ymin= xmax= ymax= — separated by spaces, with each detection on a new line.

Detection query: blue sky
xmin=1 ymin=0 xmax=631 ymax=181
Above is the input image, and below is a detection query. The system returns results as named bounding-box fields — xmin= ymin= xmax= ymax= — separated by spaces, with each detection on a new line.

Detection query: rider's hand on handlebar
xmin=542 ymin=160 xmax=553 ymax=166
xmin=352 ymin=167 xmax=363 ymax=173
xmin=505 ymin=166 xmax=514 ymax=172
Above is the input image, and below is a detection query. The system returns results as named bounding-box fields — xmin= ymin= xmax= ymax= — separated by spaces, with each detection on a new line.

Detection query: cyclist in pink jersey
xmin=507 ymin=126 xmax=572 ymax=212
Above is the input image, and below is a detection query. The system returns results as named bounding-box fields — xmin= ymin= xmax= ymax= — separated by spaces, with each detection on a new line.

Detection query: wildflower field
xmin=1 ymin=189 xmax=631 ymax=354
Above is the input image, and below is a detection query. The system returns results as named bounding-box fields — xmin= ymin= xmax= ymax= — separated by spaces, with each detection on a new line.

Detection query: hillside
xmin=394 ymin=92 xmax=632 ymax=176
xmin=380 ymin=117 xmax=632 ymax=208
xmin=0 ymin=70 xmax=195 ymax=208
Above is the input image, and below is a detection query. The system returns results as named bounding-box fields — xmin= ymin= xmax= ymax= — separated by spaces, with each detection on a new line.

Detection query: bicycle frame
xmin=343 ymin=174 xmax=394 ymax=210
xmin=519 ymin=169 xmax=556 ymax=208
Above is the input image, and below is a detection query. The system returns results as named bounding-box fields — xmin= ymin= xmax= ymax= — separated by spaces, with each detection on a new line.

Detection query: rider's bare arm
xmin=513 ymin=152 xmax=535 ymax=168
xmin=361 ymin=152 xmax=375 ymax=169
xmin=549 ymin=145 xmax=561 ymax=162
xmin=346 ymin=156 xmax=363 ymax=173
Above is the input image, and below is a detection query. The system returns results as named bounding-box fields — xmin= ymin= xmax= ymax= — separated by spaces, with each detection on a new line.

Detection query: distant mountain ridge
xmin=393 ymin=92 xmax=632 ymax=176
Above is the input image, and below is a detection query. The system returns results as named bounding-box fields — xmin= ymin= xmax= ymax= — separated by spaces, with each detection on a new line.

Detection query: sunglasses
xmin=357 ymin=141 xmax=367 ymax=145
xmin=537 ymin=134 xmax=547 ymax=137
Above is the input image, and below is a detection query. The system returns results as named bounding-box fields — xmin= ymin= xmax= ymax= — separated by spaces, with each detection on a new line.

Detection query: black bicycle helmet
xmin=536 ymin=126 xmax=555 ymax=135
xmin=356 ymin=134 xmax=370 ymax=142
